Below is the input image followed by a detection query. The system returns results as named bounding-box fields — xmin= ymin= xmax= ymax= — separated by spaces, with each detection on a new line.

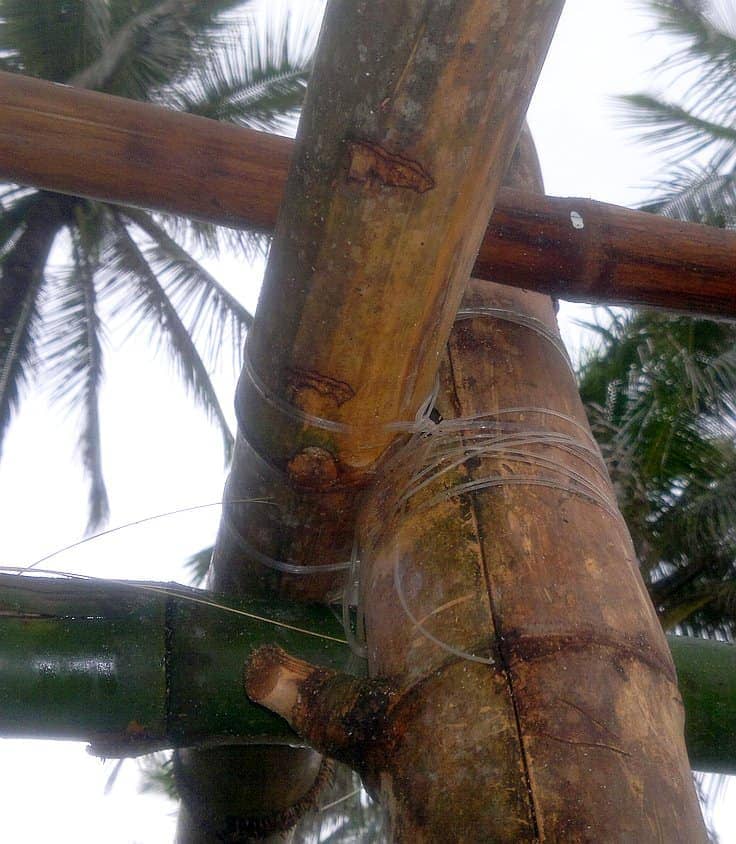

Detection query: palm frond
xmin=617 ymin=94 xmax=736 ymax=165
xmin=0 ymin=0 xmax=111 ymax=81
xmin=43 ymin=228 xmax=109 ymax=532
xmin=638 ymin=163 xmax=736 ymax=224
xmin=103 ymin=213 xmax=234 ymax=463
xmin=122 ymin=208 xmax=252 ymax=371
xmin=0 ymin=261 xmax=42 ymax=459
xmin=0 ymin=192 xmax=70 ymax=456
xmin=137 ymin=751 xmax=177 ymax=800
xmin=185 ymin=545 xmax=213 ymax=586
xmin=0 ymin=192 xmax=46 ymax=257
xmin=159 ymin=15 xmax=314 ymax=132
xmin=151 ymin=213 xmax=269 ymax=261
xmin=645 ymin=0 xmax=736 ymax=110
xmin=79 ymin=0 xmax=253 ymax=97
xmin=620 ymin=2 xmax=736 ymax=225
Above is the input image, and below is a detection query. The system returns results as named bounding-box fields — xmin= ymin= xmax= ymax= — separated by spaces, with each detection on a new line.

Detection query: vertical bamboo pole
xmin=356 ymin=131 xmax=708 ymax=840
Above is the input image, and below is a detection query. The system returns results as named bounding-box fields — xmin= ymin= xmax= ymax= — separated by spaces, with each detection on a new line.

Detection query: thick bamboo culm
xmin=1 ymin=69 xmax=736 ymax=317
xmin=0 ymin=575 xmax=732 ymax=774
xmin=362 ymin=139 xmax=707 ymax=838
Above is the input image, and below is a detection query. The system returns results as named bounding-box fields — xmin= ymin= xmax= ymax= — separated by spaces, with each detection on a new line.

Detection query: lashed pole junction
xmin=0 ymin=2 xmax=733 ymax=841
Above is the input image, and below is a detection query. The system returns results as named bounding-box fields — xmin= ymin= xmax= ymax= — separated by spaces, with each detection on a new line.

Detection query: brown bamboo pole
xmin=0 ymin=70 xmax=290 ymax=231
xmin=175 ymin=2 xmax=566 ymax=840
xmin=247 ymin=130 xmax=708 ymax=841
xmin=2 ymin=70 xmax=736 ymax=317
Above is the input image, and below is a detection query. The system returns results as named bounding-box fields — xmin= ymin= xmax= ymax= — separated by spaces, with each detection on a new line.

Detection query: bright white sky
xmin=0 ymin=0 xmax=734 ymax=841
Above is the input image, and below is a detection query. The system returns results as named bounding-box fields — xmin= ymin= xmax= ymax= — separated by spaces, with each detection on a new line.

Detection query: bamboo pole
xmin=1 ymin=575 xmax=733 ymax=774
xmin=1 ymin=70 xmax=736 ymax=317
xmin=173 ymin=2 xmax=567 ymax=839
xmin=0 ymin=575 xmax=350 ymax=753
xmin=248 ymin=134 xmax=710 ymax=840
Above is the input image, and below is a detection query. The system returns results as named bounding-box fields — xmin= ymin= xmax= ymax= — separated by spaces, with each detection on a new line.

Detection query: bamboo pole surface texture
xmin=246 ymin=132 xmax=709 ymax=841
xmin=1 ymin=70 xmax=735 ymax=317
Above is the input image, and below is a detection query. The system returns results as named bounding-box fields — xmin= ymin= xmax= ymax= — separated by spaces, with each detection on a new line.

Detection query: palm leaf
xmin=87 ymin=0 xmax=251 ymax=97
xmin=645 ymin=0 xmax=736 ymax=110
xmin=0 ymin=262 xmax=42 ymax=459
xmin=43 ymin=226 xmax=109 ymax=532
xmin=122 ymin=208 xmax=252 ymax=370
xmin=638 ymin=164 xmax=736 ymax=225
xmin=161 ymin=16 xmax=315 ymax=132
xmin=0 ymin=192 xmax=46 ymax=257
xmin=0 ymin=0 xmax=110 ymax=81
xmin=151 ymin=213 xmax=268 ymax=261
xmin=0 ymin=192 xmax=70 ymax=456
xmin=617 ymin=94 xmax=736 ymax=166
xmin=103 ymin=212 xmax=234 ymax=462
xmin=185 ymin=545 xmax=213 ymax=586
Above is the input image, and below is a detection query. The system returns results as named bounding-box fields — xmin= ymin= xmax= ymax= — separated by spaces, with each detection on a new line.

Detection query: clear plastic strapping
xmin=233 ymin=309 xmax=620 ymax=666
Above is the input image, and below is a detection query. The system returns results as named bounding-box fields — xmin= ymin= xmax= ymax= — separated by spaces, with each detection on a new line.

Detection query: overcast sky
xmin=0 ymin=1 xmax=733 ymax=840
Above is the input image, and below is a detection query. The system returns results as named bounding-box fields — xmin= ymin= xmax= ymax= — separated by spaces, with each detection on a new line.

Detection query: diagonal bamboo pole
xmin=173 ymin=2 xmax=567 ymax=840
xmin=1 ymin=70 xmax=736 ymax=317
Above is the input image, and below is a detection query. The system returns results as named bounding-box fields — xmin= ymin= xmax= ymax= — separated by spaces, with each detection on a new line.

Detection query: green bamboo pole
xmin=0 ymin=575 xmax=732 ymax=773
xmin=669 ymin=635 xmax=736 ymax=775
xmin=0 ymin=575 xmax=353 ymax=756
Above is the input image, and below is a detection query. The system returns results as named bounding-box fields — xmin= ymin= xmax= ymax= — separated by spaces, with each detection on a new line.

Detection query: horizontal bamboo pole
xmin=1 ymin=70 xmax=734 ymax=317
xmin=0 ymin=575 xmax=352 ymax=756
xmin=0 ymin=575 xmax=732 ymax=772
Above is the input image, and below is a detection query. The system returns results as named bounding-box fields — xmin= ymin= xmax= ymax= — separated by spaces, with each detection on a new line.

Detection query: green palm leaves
xmin=0 ymin=1 xmax=314 ymax=531
xmin=579 ymin=311 xmax=736 ymax=634
xmin=619 ymin=0 xmax=736 ymax=223
xmin=579 ymin=1 xmax=736 ymax=634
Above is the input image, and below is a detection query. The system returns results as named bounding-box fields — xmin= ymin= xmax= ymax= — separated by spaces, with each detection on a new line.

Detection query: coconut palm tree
xmin=578 ymin=310 xmax=736 ymax=636
xmin=573 ymin=0 xmax=736 ymax=637
xmin=0 ymin=0 xmax=314 ymax=531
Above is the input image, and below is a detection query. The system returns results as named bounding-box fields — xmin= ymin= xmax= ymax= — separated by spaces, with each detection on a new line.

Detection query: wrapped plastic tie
xmin=232 ymin=310 xmax=618 ymax=666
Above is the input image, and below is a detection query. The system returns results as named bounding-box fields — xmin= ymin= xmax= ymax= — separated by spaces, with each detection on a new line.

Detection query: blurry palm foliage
xmin=577 ymin=0 xmax=736 ymax=638
xmin=138 ymin=754 xmax=388 ymax=843
xmin=0 ymin=0 xmax=314 ymax=531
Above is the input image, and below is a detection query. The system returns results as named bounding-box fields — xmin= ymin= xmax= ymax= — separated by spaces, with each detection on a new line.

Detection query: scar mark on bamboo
xmin=285 ymin=368 xmax=355 ymax=408
xmin=530 ymin=730 xmax=632 ymax=759
xmin=287 ymin=446 xmax=339 ymax=490
xmin=346 ymin=139 xmax=435 ymax=194
xmin=559 ymin=698 xmax=621 ymax=739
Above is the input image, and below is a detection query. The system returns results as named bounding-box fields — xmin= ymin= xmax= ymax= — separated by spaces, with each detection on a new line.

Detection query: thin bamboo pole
xmin=1 ymin=70 xmax=735 ymax=317
xmin=0 ymin=575 xmax=350 ymax=753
